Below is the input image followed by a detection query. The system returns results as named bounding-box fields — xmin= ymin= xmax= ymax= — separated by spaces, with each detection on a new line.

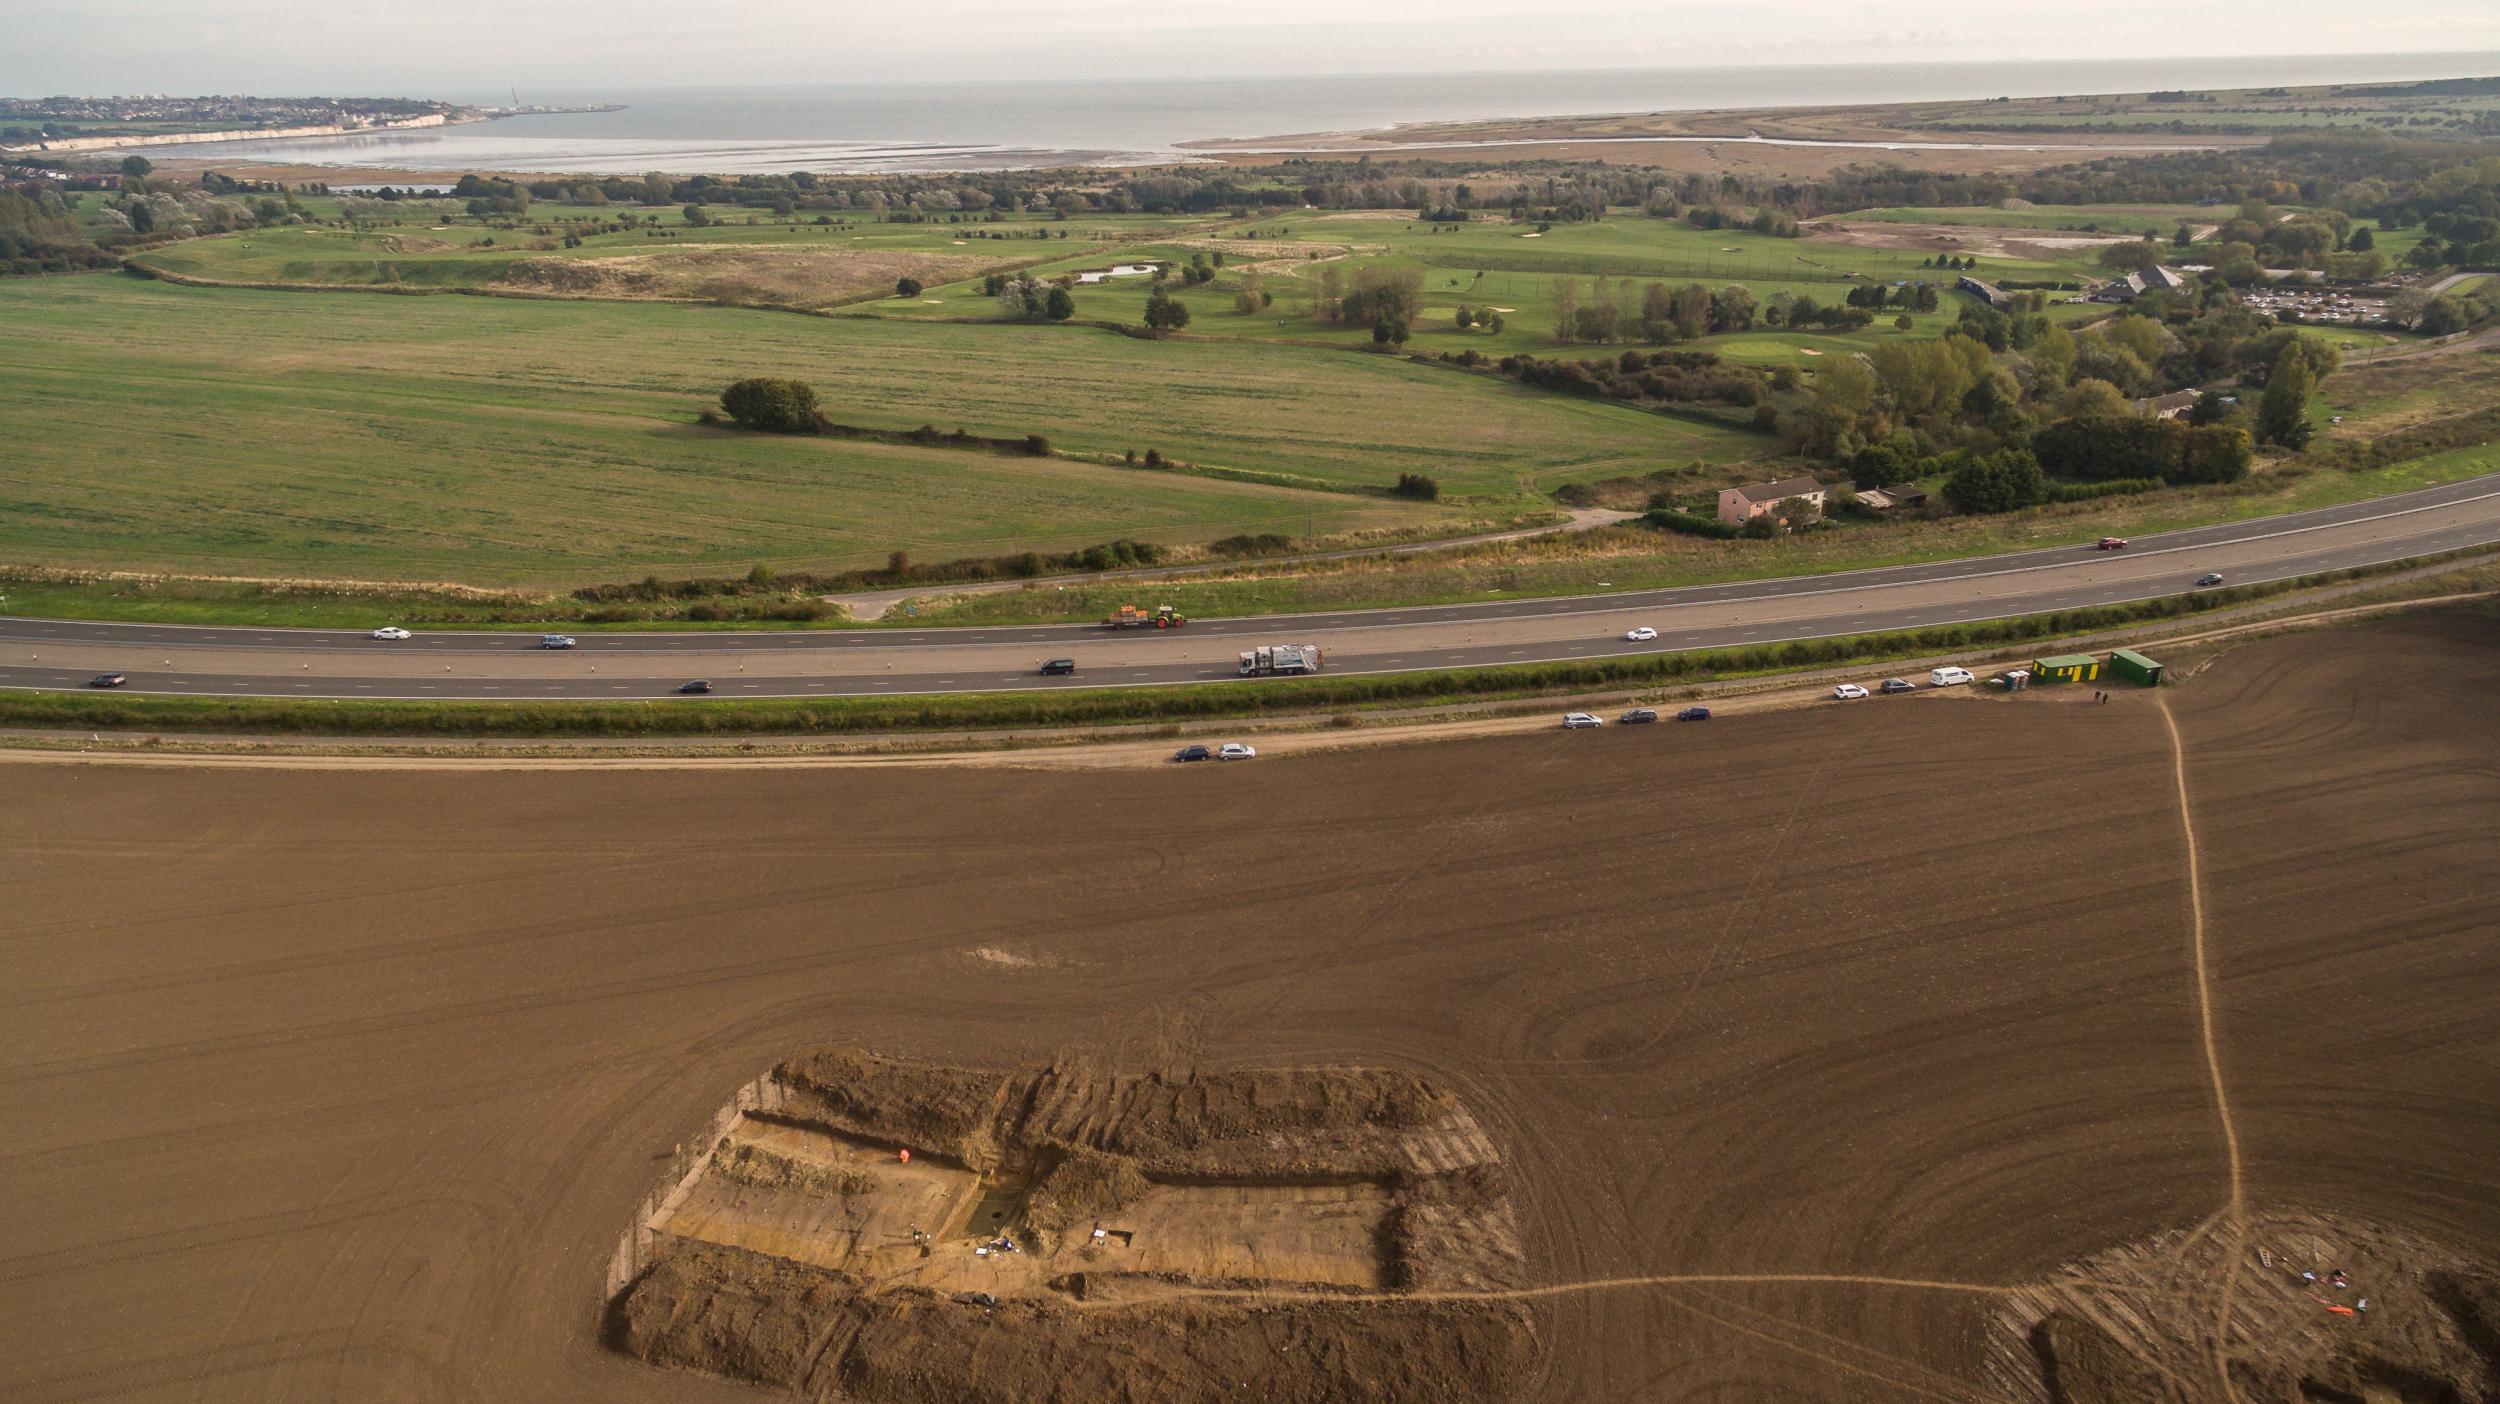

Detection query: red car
xmin=2097 ymin=537 xmax=2129 ymax=550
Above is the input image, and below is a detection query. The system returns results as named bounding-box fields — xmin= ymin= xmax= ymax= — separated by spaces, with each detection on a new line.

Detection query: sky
xmin=7 ymin=0 xmax=2500 ymax=96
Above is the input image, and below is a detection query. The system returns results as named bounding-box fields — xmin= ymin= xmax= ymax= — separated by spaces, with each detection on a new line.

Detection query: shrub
xmin=895 ymin=276 xmax=923 ymax=297
xmin=718 ymin=377 xmax=820 ymax=433
xmin=1642 ymin=508 xmax=1741 ymax=539
xmin=1393 ymin=472 xmax=1440 ymax=501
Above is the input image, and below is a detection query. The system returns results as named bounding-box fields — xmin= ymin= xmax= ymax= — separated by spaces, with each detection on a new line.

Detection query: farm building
xmin=2109 ymin=649 xmax=2166 ymax=686
xmin=2030 ymin=653 xmax=2105 ymax=685
xmin=1716 ymin=475 xmax=1828 ymax=527
xmin=2092 ymin=265 xmax=2193 ymax=303
xmin=1856 ymin=484 xmax=1929 ymax=512
xmin=2132 ymin=390 xmax=2201 ymax=420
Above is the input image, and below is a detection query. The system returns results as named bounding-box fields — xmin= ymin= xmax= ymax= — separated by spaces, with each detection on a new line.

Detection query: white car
xmin=370 ymin=627 xmax=412 ymax=641
xmin=1217 ymin=742 xmax=1257 ymax=761
xmin=1832 ymin=683 xmax=1869 ymax=700
xmin=1623 ymin=626 xmax=1659 ymax=642
xmin=1562 ymin=712 xmax=1603 ymax=729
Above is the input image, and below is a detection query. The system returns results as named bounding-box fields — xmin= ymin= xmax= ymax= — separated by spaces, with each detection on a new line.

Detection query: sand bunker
xmin=605 ymin=1048 xmax=1534 ymax=1404
xmin=1988 ymin=1210 xmax=2500 ymax=1404
xmin=496 ymin=247 xmax=993 ymax=308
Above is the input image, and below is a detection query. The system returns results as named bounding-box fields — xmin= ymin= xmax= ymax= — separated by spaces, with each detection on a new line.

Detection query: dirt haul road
xmin=3 ymin=615 xmax=2498 ymax=1402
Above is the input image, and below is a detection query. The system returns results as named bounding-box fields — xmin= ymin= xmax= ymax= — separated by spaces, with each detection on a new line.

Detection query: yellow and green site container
xmin=2109 ymin=649 xmax=2165 ymax=686
xmin=2031 ymin=653 xmax=2104 ymax=684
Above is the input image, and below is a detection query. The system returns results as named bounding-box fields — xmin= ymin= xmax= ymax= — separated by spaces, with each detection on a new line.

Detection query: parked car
xmin=539 ymin=634 xmax=577 ymax=650
xmin=1562 ymin=712 xmax=1603 ymax=729
xmin=1039 ymin=658 xmax=1077 ymax=676
xmin=2196 ymin=573 xmax=2226 ymax=587
xmin=2097 ymin=537 xmax=2128 ymax=550
xmin=1832 ymin=683 xmax=1869 ymax=700
xmin=1675 ymin=706 xmax=1712 ymax=722
xmin=1619 ymin=707 xmax=1659 ymax=724
xmin=677 ymin=679 xmax=713 ymax=694
xmin=1172 ymin=744 xmax=1212 ymax=762
xmin=1879 ymin=678 xmax=1916 ymax=694
xmin=1929 ymin=666 xmax=1975 ymax=687
xmin=1624 ymin=626 xmax=1659 ymax=642
xmin=1217 ymin=742 xmax=1257 ymax=761
xmin=370 ymin=626 xmax=412 ymax=641
xmin=88 ymin=672 xmax=127 ymax=688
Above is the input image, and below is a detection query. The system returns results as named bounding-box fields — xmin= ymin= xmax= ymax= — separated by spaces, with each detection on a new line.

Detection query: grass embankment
xmin=11 ymin=555 xmax=2487 ymax=738
xmin=909 ymin=444 xmax=2500 ymax=625
xmin=0 ymin=275 xmax=1734 ymax=582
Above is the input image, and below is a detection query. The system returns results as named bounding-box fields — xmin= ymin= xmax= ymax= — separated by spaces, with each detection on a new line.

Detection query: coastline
xmin=1 ymin=111 xmax=470 ymax=157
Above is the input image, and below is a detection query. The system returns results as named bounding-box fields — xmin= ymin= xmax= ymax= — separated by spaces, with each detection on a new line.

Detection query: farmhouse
xmin=1717 ymin=475 xmax=1828 ymax=527
xmin=2092 ymin=265 xmax=2193 ymax=303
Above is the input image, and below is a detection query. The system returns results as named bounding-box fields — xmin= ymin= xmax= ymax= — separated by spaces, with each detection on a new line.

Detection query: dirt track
xmin=4 ymin=615 xmax=2498 ymax=1401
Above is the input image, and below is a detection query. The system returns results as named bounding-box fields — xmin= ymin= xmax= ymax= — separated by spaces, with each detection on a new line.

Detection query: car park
xmin=539 ymin=634 xmax=576 ymax=650
xmin=1624 ymin=626 xmax=1658 ymax=642
xmin=1675 ymin=706 xmax=1712 ymax=722
xmin=88 ymin=672 xmax=127 ymax=688
xmin=1879 ymin=678 xmax=1916 ymax=694
xmin=1217 ymin=742 xmax=1257 ymax=760
xmin=370 ymin=626 xmax=412 ymax=641
xmin=1929 ymin=667 xmax=1975 ymax=687
xmin=1619 ymin=707 xmax=1659 ymax=724
xmin=2097 ymin=537 xmax=2128 ymax=550
xmin=677 ymin=679 xmax=713 ymax=694
xmin=1172 ymin=745 xmax=1212 ymax=762
xmin=1832 ymin=683 xmax=1869 ymax=700
xmin=1039 ymin=658 xmax=1077 ymax=676
xmin=2196 ymin=573 xmax=2226 ymax=587
xmin=1562 ymin=712 xmax=1603 ymax=729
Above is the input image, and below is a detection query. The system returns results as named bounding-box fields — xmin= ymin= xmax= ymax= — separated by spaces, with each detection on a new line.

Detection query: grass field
xmin=0 ymin=275 xmax=1777 ymax=585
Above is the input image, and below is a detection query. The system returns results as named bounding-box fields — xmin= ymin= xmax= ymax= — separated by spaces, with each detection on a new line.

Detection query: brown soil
xmin=615 ymin=1238 xmax=1535 ymax=1404
xmin=6 ymin=614 xmax=2500 ymax=1402
xmin=1995 ymin=1212 xmax=2498 ymax=1403
xmin=611 ymin=1052 xmax=1530 ymax=1400
xmin=494 ymin=246 xmax=997 ymax=308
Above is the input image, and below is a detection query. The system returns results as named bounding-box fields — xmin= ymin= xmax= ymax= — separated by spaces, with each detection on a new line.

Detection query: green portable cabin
xmin=2109 ymin=648 xmax=2165 ymax=686
xmin=2030 ymin=653 xmax=2103 ymax=685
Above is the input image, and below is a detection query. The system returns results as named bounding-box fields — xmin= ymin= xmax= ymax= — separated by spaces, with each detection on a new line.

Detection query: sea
xmin=168 ymin=52 xmax=2500 ymax=176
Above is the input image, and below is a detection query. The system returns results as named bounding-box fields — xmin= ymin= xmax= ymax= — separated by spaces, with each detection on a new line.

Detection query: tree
xmin=1394 ymin=473 xmax=1440 ymax=500
xmin=2347 ymin=225 xmax=2374 ymax=253
xmin=719 ymin=377 xmax=820 ymax=433
xmin=1710 ymin=284 xmax=1756 ymax=333
xmin=1941 ymin=448 xmax=2048 ymax=515
xmin=119 ymin=154 xmax=152 ymax=178
xmin=1044 ymin=285 xmax=1075 ymax=321
xmin=683 ymin=204 xmax=709 ymax=226
xmin=2257 ymin=343 xmax=2315 ymax=448
xmin=2417 ymin=295 xmax=2470 ymax=336
xmin=1143 ymin=286 xmax=1191 ymax=331
xmin=1552 ymin=277 xmax=1580 ymax=341
xmin=1772 ymin=495 xmax=1821 ymax=528
xmin=1894 ymin=313 xmax=1915 ymax=332
xmin=896 ymin=276 xmax=924 ymax=298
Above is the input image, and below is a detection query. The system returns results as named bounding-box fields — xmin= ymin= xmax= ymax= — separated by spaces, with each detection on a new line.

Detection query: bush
xmin=2048 ymin=478 xmax=2162 ymax=504
xmin=1393 ymin=472 xmax=1440 ymax=501
xmin=1643 ymin=508 xmax=1741 ymax=539
xmin=719 ymin=377 xmax=821 ymax=433
xmin=895 ymin=276 xmax=923 ymax=297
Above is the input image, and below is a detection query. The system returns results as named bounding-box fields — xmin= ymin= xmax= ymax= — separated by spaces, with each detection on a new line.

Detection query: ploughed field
xmin=5 ymin=615 xmax=2499 ymax=1401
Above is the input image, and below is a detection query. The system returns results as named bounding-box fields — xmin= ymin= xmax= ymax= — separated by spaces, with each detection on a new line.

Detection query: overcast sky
xmin=7 ymin=1 xmax=2500 ymax=96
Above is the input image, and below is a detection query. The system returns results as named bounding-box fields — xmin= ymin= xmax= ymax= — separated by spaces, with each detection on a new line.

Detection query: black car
xmin=1618 ymin=707 xmax=1659 ymax=724
xmin=1879 ymin=678 xmax=1916 ymax=695
xmin=1039 ymin=658 xmax=1077 ymax=676
xmin=677 ymin=679 xmax=713 ymax=694
xmin=89 ymin=672 xmax=128 ymax=688
xmin=1675 ymin=705 xmax=1712 ymax=721
xmin=1173 ymin=744 xmax=1213 ymax=762
xmin=2195 ymin=573 xmax=2226 ymax=588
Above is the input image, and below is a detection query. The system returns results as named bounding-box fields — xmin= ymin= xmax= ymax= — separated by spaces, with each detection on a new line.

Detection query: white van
xmin=1929 ymin=666 xmax=1975 ymax=687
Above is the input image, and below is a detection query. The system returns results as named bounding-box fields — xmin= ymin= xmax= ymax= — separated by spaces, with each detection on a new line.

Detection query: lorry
xmin=1103 ymin=604 xmax=1188 ymax=630
xmin=1238 ymin=644 xmax=1323 ymax=677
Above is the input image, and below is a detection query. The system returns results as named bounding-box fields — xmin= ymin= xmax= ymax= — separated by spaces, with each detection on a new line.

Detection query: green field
xmin=0 ymin=275 xmax=1778 ymax=585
